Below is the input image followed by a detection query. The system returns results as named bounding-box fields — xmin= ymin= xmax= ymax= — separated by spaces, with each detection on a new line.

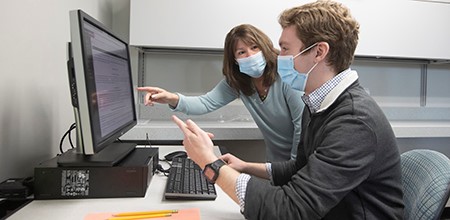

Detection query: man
xmin=172 ymin=1 xmax=404 ymax=219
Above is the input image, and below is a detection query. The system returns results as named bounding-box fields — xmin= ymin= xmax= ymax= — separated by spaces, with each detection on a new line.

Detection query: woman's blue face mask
xmin=236 ymin=51 xmax=266 ymax=78
xmin=277 ymin=43 xmax=318 ymax=91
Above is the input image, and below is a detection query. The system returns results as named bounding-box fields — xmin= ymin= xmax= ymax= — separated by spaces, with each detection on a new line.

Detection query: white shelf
xmin=122 ymin=120 xmax=262 ymax=141
xmin=391 ymin=121 xmax=450 ymax=138
xmin=121 ymin=119 xmax=450 ymax=142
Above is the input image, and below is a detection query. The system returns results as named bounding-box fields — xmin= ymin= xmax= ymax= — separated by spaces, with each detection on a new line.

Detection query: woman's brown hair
xmin=222 ymin=24 xmax=279 ymax=96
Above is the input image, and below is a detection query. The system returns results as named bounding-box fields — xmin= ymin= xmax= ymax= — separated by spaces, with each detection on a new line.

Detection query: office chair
xmin=401 ymin=149 xmax=450 ymax=220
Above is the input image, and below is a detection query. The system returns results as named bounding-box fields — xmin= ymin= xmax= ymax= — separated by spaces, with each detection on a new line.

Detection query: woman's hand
xmin=137 ymin=86 xmax=179 ymax=107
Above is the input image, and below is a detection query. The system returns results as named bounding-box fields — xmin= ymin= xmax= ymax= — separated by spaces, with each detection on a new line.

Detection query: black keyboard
xmin=164 ymin=157 xmax=217 ymax=200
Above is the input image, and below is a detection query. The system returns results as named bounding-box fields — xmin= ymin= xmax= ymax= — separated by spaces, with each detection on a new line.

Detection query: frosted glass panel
xmin=138 ymin=52 xmax=450 ymax=124
xmin=142 ymin=52 xmax=224 ymax=94
xmin=427 ymin=64 xmax=450 ymax=107
xmin=138 ymin=51 xmax=250 ymax=122
xmin=352 ymin=61 xmax=421 ymax=107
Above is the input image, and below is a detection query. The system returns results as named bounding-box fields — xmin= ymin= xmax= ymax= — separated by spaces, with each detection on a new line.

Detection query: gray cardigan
xmin=243 ymin=80 xmax=404 ymax=220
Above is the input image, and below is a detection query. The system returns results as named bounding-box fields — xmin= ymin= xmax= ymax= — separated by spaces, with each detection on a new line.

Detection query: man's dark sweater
xmin=243 ymin=80 xmax=404 ymax=220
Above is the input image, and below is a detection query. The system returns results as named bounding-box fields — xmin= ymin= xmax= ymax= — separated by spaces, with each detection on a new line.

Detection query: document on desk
xmin=84 ymin=208 xmax=200 ymax=220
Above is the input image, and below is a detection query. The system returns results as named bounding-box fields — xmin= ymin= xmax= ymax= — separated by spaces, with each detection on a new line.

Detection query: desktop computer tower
xmin=34 ymin=147 xmax=158 ymax=199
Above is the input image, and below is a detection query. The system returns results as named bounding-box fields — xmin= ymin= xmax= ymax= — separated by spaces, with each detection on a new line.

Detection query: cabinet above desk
xmin=130 ymin=49 xmax=450 ymax=141
xmin=130 ymin=0 xmax=450 ymax=61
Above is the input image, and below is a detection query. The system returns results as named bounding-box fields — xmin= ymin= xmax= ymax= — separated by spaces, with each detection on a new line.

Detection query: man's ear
xmin=315 ymin=42 xmax=329 ymax=61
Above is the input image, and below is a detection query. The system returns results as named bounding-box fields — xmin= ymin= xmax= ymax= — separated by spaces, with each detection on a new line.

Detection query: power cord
xmin=156 ymin=163 xmax=170 ymax=177
xmin=145 ymin=132 xmax=172 ymax=176
xmin=59 ymin=123 xmax=76 ymax=154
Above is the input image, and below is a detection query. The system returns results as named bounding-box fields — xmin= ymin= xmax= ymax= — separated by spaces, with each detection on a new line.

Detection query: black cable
xmin=145 ymin=133 xmax=169 ymax=176
xmin=68 ymin=123 xmax=76 ymax=149
xmin=156 ymin=163 xmax=170 ymax=177
xmin=157 ymin=159 xmax=172 ymax=177
xmin=59 ymin=123 xmax=76 ymax=154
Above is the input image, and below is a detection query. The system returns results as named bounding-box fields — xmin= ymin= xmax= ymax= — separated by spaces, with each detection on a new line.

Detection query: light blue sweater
xmin=173 ymin=77 xmax=303 ymax=162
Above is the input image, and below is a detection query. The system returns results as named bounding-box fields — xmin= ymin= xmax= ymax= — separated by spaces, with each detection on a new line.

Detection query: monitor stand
xmin=57 ymin=142 xmax=136 ymax=167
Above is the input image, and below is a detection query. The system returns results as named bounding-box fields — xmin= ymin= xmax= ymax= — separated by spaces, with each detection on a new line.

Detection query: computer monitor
xmin=57 ymin=9 xmax=137 ymax=167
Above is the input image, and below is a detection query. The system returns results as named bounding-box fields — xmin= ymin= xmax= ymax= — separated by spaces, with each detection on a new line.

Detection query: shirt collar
xmin=302 ymin=68 xmax=358 ymax=113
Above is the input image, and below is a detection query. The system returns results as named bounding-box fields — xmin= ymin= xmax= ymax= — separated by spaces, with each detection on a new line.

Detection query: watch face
xmin=203 ymin=159 xmax=226 ymax=184
xmin=204 ymin=166 xmax=215 ymax=182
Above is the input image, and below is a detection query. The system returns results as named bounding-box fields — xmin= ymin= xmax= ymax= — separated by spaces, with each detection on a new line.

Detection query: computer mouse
xmin=164 ymin=150 xmax=188 ymax=161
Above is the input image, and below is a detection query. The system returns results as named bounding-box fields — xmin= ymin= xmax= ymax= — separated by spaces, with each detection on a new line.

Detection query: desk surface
xmin=9 ymin=146 xmax=244 ymax=220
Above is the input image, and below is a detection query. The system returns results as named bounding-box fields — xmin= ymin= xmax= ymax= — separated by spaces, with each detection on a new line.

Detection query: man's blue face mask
xmin=277 ymin=43 xmax=318 ymax=91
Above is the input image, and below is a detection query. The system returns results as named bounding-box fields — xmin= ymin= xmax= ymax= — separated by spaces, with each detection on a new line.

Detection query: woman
xmin=138 ymin=24 xmax=303 ymax=162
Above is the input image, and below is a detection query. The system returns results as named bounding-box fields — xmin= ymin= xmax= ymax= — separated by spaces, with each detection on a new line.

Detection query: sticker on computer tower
xmin=61 ymin=170 xmax=89 ymax=196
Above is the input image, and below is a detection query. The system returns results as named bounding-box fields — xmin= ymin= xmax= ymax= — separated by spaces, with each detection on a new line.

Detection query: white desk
xmin=8 ymin=146 xmax=244 ymax=220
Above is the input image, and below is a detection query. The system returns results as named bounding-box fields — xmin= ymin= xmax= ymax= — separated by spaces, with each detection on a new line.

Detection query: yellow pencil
xmin=108 ymin=213 xmax=172 ymax=220
xmin=113 ymin=209 xmax=178 ymax=217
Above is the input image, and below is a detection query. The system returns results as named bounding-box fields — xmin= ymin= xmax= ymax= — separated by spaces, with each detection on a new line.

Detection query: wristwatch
xmin=203 ymin=159 xmax=226 ymax=184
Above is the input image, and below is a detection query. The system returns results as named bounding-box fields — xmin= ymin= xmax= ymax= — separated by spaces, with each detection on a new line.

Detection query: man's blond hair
xmin=279 ymin=0 xmax=360 ymax=73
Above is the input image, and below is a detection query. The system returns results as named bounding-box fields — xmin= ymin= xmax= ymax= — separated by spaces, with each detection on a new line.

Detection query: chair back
xmin=401 ymin=149 xmax=450 ymax=220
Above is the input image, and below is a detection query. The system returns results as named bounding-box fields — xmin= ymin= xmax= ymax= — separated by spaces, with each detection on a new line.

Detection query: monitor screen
xmin=58 ymin=9 xmax=136 ymax=167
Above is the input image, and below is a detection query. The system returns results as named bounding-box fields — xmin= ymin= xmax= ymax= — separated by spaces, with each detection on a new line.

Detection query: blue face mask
xmin=277 ymin=43 xmax=318 ymax=91
xmin=236 ymin=51 xmax=266 ymax=78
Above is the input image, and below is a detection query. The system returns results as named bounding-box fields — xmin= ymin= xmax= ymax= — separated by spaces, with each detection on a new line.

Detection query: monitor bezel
xmin=69 ymin=9 xmax=137 ymax=155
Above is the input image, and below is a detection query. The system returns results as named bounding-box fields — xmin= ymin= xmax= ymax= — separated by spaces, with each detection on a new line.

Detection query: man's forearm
xmin=216 ymin=165 xmax=241 ymax=204
xmin=243 ymin=162 xmax=269 ymax=179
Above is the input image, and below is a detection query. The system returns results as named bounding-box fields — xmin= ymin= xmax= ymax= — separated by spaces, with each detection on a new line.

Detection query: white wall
xmin=0 ymin=0 xmax=130 ymax=182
